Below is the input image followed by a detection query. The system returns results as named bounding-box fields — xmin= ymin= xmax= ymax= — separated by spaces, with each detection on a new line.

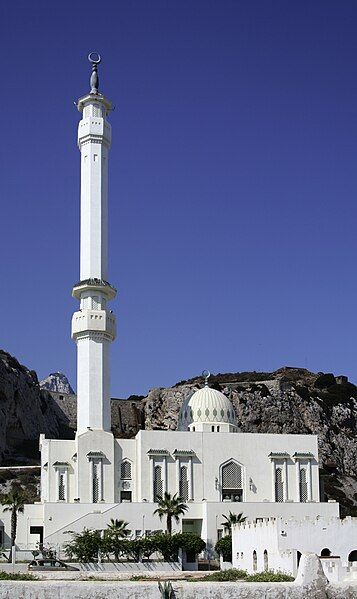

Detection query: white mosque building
xmin=0 ymin=56 xmax=352 ymax=566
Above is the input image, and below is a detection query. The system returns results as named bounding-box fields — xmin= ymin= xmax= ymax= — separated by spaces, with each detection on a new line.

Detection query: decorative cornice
xmin=52 ymin=461 xmax=70 ymax=468
xmin=147 ymin=449 xmax=170 ymax=457
xmin=87 ymin=451 xmax=106 ymax=459
xmin=268 ymin=452 xmax=290 ymax=459
xmin=172 ymin=449 xmax=195 ymax=457
xmin=292 ymin=452 xmax=314 ymax=459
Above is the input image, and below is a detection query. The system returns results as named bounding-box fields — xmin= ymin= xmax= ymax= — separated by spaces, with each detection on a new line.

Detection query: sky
xmin=1 ymin=0 xmax=357 ymax=396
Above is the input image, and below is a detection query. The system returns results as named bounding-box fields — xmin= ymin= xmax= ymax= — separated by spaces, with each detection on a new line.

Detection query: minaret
xmin=71 ymin=53 xmax=116 ymax=433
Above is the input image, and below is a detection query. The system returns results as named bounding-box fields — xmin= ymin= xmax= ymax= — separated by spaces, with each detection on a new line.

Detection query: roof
xmin=52 ymin=461 xmax=70 ymax=468
xmin=292 ymin=452 xmax=315 ymax=459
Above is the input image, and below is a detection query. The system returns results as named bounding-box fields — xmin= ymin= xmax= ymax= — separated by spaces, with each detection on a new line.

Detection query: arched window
xmin=153 ymin=465 xmax=163 ymax=501
xmin=320 ymin=548 xmax=331 ymax=557
xmin=299 ymin=467 xmax=308 ymax=502
xmin=275 ymin=467 xmax=284 ymax=503
xmin=221 ymin=460 xmax=243 ymax=502
xmin=179 ymin=465 xmax=189 ymax=501
xmin=263 ymin=549 xmax=268 ymax=571
xmin=348 ymin=550 xmax=357 ymax=562
xmin=121 ymin=460 xmax=131 ymax=480
xmin=253 ymin=550 xmax=257 ymax=572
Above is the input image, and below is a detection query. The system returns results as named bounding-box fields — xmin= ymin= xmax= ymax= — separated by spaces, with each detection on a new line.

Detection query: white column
xmin=150 ymin=458 xmax=155 ymax=502
xmin=65 ymin=469 xmax=69 ymax=502
xmin=176 ymin=458 xmax=180 ymax=494
xmin=295 ymin=460 xmax=300 ymax=502
xmin=90 ymin=459 xmax=94 ymax=502
xmin=284 ymin=459 xmax=289 ymax=502
xmin=100 ymin=459 xmax=104 ymax=501
xmin=163 ymin=457 xmax=167 ymax=493
xmin=55 ymin=469 xmax=60 ymax=502
xmin=307 ymin=459 xmax=313 ymax=501
xmin=189 ymin=456 xmax=194 ymax=500
xmin=271 ymin=460 xmax=275 ymax=501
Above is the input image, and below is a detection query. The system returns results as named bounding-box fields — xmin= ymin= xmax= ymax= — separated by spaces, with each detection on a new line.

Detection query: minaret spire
xmin=71 ymin=54 xmax=116 ymax=434
xmin=88 ymin=52 xmax=101 ymax=94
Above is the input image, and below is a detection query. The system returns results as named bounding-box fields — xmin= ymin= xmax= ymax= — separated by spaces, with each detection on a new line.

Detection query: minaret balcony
xmin=72 ymin=279 xmax=116 ymax=301
xmin=71 ymin=309 xmax=116 ymax=341
xmin=78 ymin=117 xmax=111 ymax=147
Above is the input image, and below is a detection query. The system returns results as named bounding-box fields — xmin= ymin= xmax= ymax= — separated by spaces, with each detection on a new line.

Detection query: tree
xmin=2 ymin=489 xmax=27 ymax=561
xmin=221 ymin=511 xmax=246 ymax=533
xmin=215 ymin=535 xmax=232 ymax=562
xmin=64 ymin=528 xmax=102 ymax=562
xmin=104 ymin=519 xmax=130 ymax=562
xmin=153 ymin=492 xmax=188 ymax=535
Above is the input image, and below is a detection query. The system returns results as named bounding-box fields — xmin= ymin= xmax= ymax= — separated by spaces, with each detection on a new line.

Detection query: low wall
xmin=0 ymin=554 xmax=356 ymax=597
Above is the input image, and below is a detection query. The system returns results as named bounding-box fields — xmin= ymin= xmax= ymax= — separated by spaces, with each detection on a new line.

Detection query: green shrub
xmin=215 ymin=535 xmax=232 ymax=562
xmin=201 ymin=568 xmax=247 ymax=581
xmin=246 ymin=570 xmax=294 ymax=582
xmin=0 ymin=572 xmax=37 ymax=580
xmin=64 ymin=528 xmax=102 ymax=562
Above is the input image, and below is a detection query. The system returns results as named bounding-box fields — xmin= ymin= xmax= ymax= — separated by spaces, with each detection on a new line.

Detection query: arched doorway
xmin=320 ymin=548 xmax=331 ymax=557
xmin=348 ymin=550 xmax=357 ymax=562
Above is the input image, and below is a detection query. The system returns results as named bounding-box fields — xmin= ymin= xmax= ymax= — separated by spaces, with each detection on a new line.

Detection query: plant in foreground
xmin=0 ymin=572 xmax=37 ymax=581
xmin=199 ymin=568 xmax=248 ymax=581
xmin=246 ymin=570 xmax=294 ymax=582
xmin=158 ymin=580 xmax=174 ymax=598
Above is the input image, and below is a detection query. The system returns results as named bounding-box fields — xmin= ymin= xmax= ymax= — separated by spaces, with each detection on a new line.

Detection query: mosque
xmin=0 ymin=57 xmax=354 ymax=570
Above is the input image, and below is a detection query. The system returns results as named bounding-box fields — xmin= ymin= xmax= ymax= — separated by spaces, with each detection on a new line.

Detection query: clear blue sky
xmin=1 ymin=1 xmax=357 ymax=396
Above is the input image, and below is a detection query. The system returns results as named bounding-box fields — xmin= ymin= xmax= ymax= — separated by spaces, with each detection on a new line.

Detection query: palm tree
xmin=221 ymin=511 xmax=246 ymax=533
xmin=106 ymin=518 xmax=130 ymax=538
xmin=153 ymin=492 xmax=188 ymax=535
xmin=2 ymin=489 xmax=27 ymax=561
xmin=105 ymin=518 xmax=130 ymax=562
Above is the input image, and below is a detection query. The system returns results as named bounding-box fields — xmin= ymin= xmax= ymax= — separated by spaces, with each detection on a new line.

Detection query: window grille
xmin=92 ymin=460 xmax=99 ymax=503
xmin=275 ymin=467 xmax=284 ymax=503
xmin=222 ymin=461 xmax=242 ymax=489
xmin=299 ymin=467 xmax=308 ymax=502
xmin=58 ymin=472 xmax=65 ymax=501
xmin=153 ymin=465 xmax=163 ymax=501
xmin=221 ymin=461 xmax=243 ymax=502
xmin=121 ymin=460 xmax=132 ymax=480
xmin=179 ymin=465 xmax=189 ymax=501
xmin=91 ymin=296 xmax=100 ymax=310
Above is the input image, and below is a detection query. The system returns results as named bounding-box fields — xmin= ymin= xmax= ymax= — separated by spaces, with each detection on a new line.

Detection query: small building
xmin=232 ymin=516 xmax=357 ymax=580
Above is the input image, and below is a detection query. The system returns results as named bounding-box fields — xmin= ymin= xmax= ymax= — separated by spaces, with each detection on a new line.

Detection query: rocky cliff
xmin=0 ymin=351 xmax=73 ymax=465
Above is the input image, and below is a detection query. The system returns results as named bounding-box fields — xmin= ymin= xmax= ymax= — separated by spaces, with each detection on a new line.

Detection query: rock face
xmin=0 ymin=351 xmax=73 ymax=465
xmin=40 ymin=372 xmax=74 ymax=395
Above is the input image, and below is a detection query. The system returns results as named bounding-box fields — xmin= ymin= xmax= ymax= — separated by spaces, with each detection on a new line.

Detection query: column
xmin=150 ymin=458 xmax=155 ymax=502
xmin=295 ymin=460 xmax=300 ymax=502
xmin=307 ymin=459 xmax=313 ymax=501
xmin=163 ymin=456 xmax=167 ymax=493
xmin=271 ymin=460 xmax=275 ymax=501
xmin=284 ymin=459 xmax=289 ymax=502
xmin=175 ymin=457 xmax=180 ymax=494
xmin=189 ymin=456 xmax=194 ymax=500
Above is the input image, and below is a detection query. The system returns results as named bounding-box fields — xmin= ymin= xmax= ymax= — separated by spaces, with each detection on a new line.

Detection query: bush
xmin=64 ymin=528 xmax=102 ymax=562
xmin=201 ymin=568 xmax=247 ymax=581
xmin=0 ymin=572 xmax=37 ymax=580
xmin=246 ymin=570 xmax=294 ymax=582
xmin=215 ymin=535 xmax=232 ymax=562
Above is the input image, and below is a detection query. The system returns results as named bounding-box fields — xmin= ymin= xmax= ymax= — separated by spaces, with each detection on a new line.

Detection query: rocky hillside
xmin=40 ymin=372 xmax=74 ymax=395
xmin=0 ymin=351 xmax=73 ymax=465
xmin=0 ymin=351 xmax=356 ymax=515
